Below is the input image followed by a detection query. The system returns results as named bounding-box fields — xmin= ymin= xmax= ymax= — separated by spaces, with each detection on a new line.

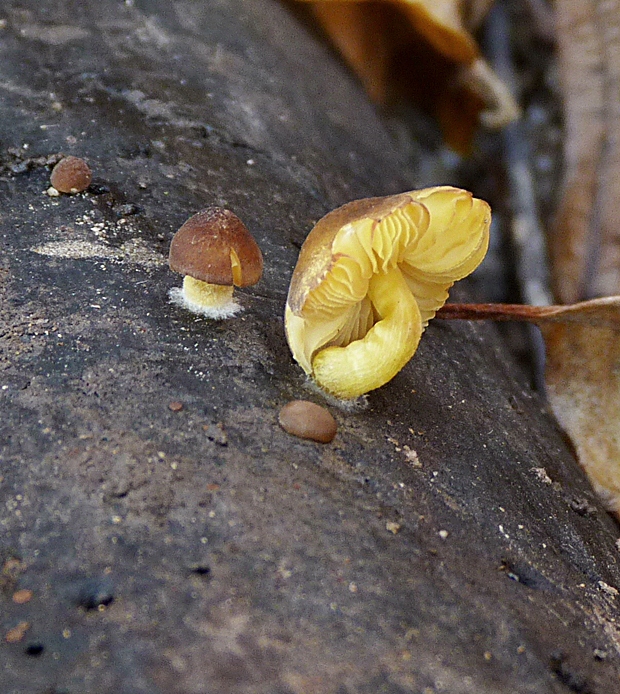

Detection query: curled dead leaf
xmin=295 ymin=0 xmax=519 ymax=151
xmin=306 ymin=2 xmax=392 ymax=103
xmin=536 ymin=299 xmax=620 ymax=515
xmin=457 ymin=57 xmax=520 ymax=129
xmin=397 ymin=0 xmax=480 ymax=62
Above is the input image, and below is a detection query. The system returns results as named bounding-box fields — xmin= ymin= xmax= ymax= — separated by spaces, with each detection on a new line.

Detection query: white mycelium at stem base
xmin=168 ymin=275 xmax=240 ymax=319
xmin=285 ymin=186 xmax=491 ymax=399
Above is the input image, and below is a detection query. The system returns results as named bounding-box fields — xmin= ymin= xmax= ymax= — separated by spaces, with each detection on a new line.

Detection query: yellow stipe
xmin=183 ymin=276 xmax=234 ymax=308
xmin=311 ymin=266 xmax=422 ymax=399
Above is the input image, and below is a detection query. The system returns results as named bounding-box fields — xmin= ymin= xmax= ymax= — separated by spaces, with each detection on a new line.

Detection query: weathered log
xmin=1 ymin=2 xmax=619 ymax=693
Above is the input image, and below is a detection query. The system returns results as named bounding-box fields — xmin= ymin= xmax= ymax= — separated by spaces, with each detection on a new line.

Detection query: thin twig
xmin=437 ymin=302 xmax=550 ymax=323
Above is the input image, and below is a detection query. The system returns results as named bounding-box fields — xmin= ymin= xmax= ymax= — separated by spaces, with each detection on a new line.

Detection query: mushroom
xmin=168 ymin=207 xmax=263 ymax=319
xmin=285 ymin=186 xmax=491 ymax=399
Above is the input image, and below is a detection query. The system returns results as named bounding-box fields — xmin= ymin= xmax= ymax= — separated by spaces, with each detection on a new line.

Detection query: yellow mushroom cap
xmin=285 ymin=186 xmax=491 ymax=399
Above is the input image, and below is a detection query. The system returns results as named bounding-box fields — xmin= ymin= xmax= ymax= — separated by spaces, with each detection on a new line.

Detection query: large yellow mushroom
xmin=285 ymin=186 xmax=491 ymax=399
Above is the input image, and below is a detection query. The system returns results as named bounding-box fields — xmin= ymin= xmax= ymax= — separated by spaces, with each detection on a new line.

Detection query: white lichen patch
xmin=31 ymin=240 xmax=119 ymax=260
xmin=598 ymin=581 xmax=619 ymax=598
xmin=30 ymin=237 xmax=166 ymax=268
xmin=402 ymin=445 xmax=422 ymax=468
xmin=119 ymin=238 xmax=167 ymax=268
xmin=30 ymin=239 xmax=166 ymax=269
xmin=17 ymin=23 xmax=91 ymax=45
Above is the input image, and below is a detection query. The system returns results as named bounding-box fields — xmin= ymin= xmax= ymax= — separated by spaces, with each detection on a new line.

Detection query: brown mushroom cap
xmin=169 ymin=207 xmax=263 ymax=287
xmin=50 ymin=156 xmax=92 ymax=194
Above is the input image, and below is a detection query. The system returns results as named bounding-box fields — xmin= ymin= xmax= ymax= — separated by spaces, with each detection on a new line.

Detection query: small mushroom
xmin=285 ymin=186 xmax=491 ymax=399
xmin=49 ymin=156 xmax=92 ymax=194
xmin=278 ymin=400 xmax=337 ymax=443
xmin=168 ymin=207 xmax=263 ymax=319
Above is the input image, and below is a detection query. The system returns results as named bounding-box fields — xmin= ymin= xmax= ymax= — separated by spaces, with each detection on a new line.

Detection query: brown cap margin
xmin=169 ymin=207 xmax=263 ymax=286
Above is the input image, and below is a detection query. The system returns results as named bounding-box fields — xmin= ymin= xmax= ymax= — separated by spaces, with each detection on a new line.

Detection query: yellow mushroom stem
xmin=311 ymin=265 xmax=422 ymax=399
xmin=182 ymin=275 xmax=234 ymax=308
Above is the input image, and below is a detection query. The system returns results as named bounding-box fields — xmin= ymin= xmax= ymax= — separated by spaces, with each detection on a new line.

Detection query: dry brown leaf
xmin=307 ymin=2 xmax=392 ymax=103
xmin=438 ymin=298 xmax=620 ymax=516
xmin=397 ymin=0 xmax=480 ymax=62
xmin=552 ymin=0 xmax=620 ymax=302
xmin=536 ymin=299 xmax=620 ymax=516
xmin=296 ymin=0 xmax=519 ymax=151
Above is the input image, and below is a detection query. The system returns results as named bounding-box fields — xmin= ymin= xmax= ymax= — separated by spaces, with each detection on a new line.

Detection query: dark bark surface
xmin=1 ymin=2 xmax=620 ymax=693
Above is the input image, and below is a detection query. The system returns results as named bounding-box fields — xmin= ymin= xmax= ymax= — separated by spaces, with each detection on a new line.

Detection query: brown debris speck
xmin=5 ymin=621 xmax=30 ymax=643
xmin=12 ymin=589 xmax=33 ymax=604
xmin=2 ymin=558 xmax=24 ymax=575
xmin=1 ymin=557 xmax=25 ymax=591
xmin=168 ymin=401 xmax=184 ymax=412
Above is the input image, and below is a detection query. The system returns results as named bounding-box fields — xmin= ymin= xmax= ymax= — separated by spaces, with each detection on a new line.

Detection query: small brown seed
xmin=278 ymin=400 xmax=337 ymax=443
xmin=168 ymin=401 xmax=184 ymax=412
xmin=50 ymin=156 xmax=92 ymax=194
xmin=5 ymin=621 xmax=30 ymax=643
xmin=12 ymin=589 xmax=33 ymax=604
